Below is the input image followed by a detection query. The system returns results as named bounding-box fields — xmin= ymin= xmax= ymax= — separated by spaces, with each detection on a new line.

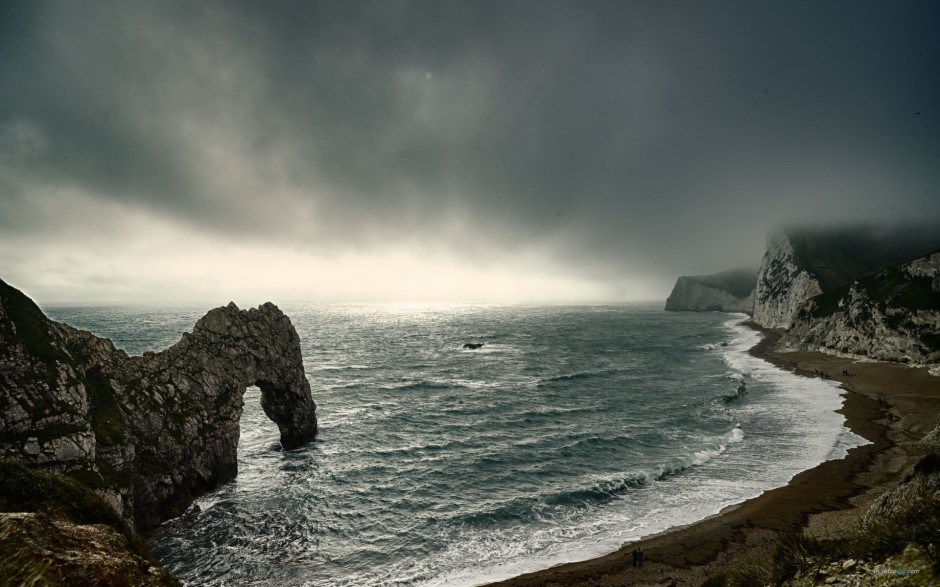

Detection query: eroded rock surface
xmin=753 ymin=227 xmax=825 ymax=329
xmin=0 ymin=278 xmax=317 ymax=529
xmin=784 ymin=251 xmax=940 ymax=366
xmin=752 ymin=225 xmax=940 ymax=330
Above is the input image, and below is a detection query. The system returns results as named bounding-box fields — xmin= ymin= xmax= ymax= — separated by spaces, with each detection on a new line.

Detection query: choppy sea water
xmin=43 ymin=303 xmax=867 ymax=586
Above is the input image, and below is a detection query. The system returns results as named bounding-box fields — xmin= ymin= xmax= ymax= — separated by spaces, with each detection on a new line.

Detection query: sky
xmin=1 ymin=1 xmax=938 ymax=305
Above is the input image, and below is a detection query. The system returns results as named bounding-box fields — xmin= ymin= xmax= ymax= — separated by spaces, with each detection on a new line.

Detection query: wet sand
xmin=487 ymin=326 xmax=940 ymax=587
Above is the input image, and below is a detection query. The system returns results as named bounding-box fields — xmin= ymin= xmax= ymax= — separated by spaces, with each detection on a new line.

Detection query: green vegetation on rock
xmin=0 ymin=459 xmax=179 ymax=586
xmin=703 ymin=454 xmax=940 ymax=586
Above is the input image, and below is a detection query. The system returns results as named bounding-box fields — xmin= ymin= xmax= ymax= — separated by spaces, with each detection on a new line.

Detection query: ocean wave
xmin=544 ymin=473 xmax=651 ymax=507
xmin=378 ymin=378 xmax=481 ymax=393
xmin=316 ymin=364 xmax=375 ymax=372
xmin=537 ymin=369 xmax=620 ymax=386
xmin=721 ymin=378 xmax=749 ymax=403
xmin=651 ymin=426 xmax=744 ymax=476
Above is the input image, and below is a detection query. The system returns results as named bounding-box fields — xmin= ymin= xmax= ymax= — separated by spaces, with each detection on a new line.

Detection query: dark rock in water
xmin=0 ymin=277 xmax=317 ymax=530
xmin=462 ymin=342 xmax=484 ymax=349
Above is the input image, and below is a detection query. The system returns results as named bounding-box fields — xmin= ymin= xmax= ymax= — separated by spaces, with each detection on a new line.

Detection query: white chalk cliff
xmin=752 ymin=228 xmax=823 ymax=329
xmin=665 ymin=268 xmax=757 ymax=314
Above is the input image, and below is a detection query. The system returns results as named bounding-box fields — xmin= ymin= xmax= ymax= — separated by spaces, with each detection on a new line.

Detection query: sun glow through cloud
xmin=1 ymin=2 xmax=938 ymax=304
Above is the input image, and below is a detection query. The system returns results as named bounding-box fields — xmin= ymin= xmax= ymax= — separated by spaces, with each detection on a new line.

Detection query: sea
xmin=42 ymin=303 xmax=867 ymax=587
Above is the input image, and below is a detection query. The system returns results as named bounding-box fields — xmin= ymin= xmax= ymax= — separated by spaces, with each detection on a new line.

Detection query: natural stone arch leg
xmin=257 ymin=379 xmax=318 ymax=450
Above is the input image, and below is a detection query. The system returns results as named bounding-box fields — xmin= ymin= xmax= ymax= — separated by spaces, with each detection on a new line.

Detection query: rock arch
xmin=122 ymin=302 xmax=318 ymax=528
xmin=0 ymin=280 xmax=317 ymax=530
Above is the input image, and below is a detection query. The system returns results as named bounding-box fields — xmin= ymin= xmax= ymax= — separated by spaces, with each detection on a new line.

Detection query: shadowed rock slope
xmin=0 ymin=277 xmax=317 ymax=530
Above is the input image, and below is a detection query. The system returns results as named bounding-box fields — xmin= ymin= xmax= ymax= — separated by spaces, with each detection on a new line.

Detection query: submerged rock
xmin=0 ymin=278 xmax=317 ymax=530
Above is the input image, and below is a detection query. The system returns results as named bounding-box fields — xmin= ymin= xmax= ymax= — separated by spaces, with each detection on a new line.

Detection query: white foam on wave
xmin=417 ymin=315 xmax=869 ymax=587
xmin=718 ymin=316 xmax=867 ymax=465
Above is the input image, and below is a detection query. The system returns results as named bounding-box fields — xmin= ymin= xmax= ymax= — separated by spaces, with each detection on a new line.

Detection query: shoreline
xmin=486 ymin=324 xmax=940 ymax=587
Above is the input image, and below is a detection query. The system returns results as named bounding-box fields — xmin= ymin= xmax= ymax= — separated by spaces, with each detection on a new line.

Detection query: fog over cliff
xmin=1 ymin=1 xmax=938 ymax=302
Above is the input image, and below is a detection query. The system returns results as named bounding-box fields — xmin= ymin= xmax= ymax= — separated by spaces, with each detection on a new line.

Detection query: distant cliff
xmin=752 ymin=225 xmax=940 ymax=329
xmin=665 ymin=269 xmax=756 ymax=314
xmin=0 ymin=277 xmax=317 ymax=530
xmin=783 ymin=250 xmax=940 ymax=366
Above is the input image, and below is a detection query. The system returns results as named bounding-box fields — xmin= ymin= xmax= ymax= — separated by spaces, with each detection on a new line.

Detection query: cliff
xmin=665 ymin=269 xmax=756 ymax=313
xmin=752 ymin=225 xmax=940 ymax=329
xmin=783 ymin=250 xmax=940 ymax=366
xmin=0 ymin=277 xmax=317 ymax=530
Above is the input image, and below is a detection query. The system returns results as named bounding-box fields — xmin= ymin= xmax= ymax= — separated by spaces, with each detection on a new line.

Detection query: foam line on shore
xmin=441 ymin=316 xmax=868 ymax=587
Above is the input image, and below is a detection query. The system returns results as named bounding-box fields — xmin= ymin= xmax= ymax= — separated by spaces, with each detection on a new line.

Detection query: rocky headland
xmin=0 ymin=277 xmax=318 ymax=583
xmin=664 ymin=268 xmax=757 ymax=313
xmin=669 ymin=225 xmax=940 ymax=366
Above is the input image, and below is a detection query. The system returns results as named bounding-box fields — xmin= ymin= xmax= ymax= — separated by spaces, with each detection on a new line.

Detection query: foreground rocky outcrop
xmin=664 ymin=269 xmax=756 ymax=313
xmin=0 ymin=277 xmax=317 ymax=530
xmin=784 ymin=250 xmax=940 ymax=366
xmin=752 ymin=225 xmax=940 ymax=329
xmin=0 ymin=459 xmax=179 ymax=586
xmin=703 ymin=422 xmax=940 ymax=587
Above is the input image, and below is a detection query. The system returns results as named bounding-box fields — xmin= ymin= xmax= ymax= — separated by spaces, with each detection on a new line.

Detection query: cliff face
xmin=752 ymin=226 xmax=940 ymax=330
xmin=665 ymin=269 xmax=756 ymax=313
xmin=0 ymin=278 xmax=317 ymax=530
xmin=783 ymin=251 xmax=940 ymax=366
xmin=753 ymin=228 xmax=824 ymax=329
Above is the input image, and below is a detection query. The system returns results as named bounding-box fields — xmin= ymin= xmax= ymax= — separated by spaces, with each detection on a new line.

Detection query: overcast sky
xmin=1 ymin=1 xmax=938 ymax=304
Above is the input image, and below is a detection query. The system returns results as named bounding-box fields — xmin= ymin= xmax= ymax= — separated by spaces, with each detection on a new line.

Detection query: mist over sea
xmin=44 ymin=303 xmax=866 ymax=586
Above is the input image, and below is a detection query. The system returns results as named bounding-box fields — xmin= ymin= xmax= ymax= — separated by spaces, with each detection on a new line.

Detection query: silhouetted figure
xmin=632 ymin=548 xmax=639 ymax=567
xmin=637 ymin=547 xmax=644 ymax=567
xmin=462 ymin=343 xmax=484 ymax=349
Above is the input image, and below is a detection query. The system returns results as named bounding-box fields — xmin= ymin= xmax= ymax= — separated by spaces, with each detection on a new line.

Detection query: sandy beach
xmin=487 ymin=326 xmax=940 ymax=587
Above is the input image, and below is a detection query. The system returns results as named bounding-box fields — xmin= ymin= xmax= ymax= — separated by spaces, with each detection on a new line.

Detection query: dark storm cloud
xmin=2 ymin=0 xmax=939 ymax=290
